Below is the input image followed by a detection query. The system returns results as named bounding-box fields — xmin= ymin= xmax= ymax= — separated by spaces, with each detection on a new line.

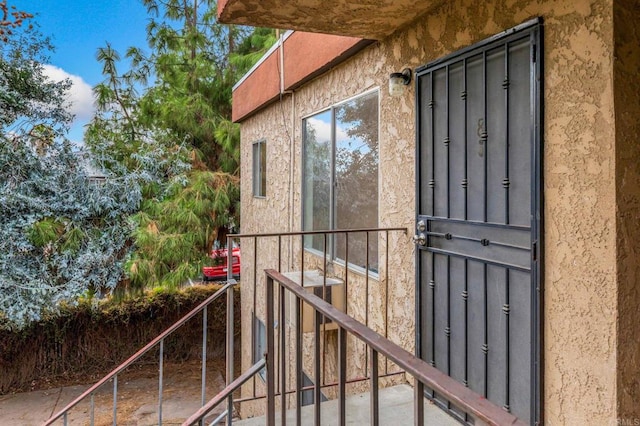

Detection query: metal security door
xmin=415 ymin=21 xmax=542 ymax=424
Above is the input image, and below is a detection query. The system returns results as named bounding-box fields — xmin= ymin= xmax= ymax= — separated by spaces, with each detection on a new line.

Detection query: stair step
xmin=233 ymin=384 xmax=459 ymax=425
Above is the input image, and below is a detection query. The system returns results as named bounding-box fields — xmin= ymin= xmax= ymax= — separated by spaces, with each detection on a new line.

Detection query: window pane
xmin=302 ymin=110 xmax=332 ymax=252
xmin=259 ymin=142 xmax=266 ymax=196
xmin=334 ymin=92 xmax=379 ymax=270
xmin=252 ymin=141 xmax=266 ymax=197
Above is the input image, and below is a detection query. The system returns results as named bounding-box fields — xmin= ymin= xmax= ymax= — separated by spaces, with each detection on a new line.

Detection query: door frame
xmin=413 ymin=18 xmax=544 ymax=425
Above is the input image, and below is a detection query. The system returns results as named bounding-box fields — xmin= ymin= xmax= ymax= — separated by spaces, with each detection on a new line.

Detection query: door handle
xmin=413 ymin=233 xmax=426 ymax=246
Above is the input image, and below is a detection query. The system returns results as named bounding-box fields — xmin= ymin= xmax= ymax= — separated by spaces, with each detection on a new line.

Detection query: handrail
xmin=181 ymin=359 xmax=267 ymax=426
xmin=44 ymin=281 xmax=236 ymax=426
xmin=229 ymin=226 xmax=409 ymax=407
xmin=265 ymin=269 xmax=527 ymax=426
xmin=228 ymin=226 xmax=408 ymax=239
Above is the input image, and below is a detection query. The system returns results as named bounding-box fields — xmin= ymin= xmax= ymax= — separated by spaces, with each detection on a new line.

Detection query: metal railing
xmin=263 ymin=269 xmax=528 ymax=426
xmin=225 ymin=227 xmax=409 ymax=405
xmin=182 ymin=359 xmax=266 ymax=425
xmin=44 ymin=281 xmax=238 ymax=426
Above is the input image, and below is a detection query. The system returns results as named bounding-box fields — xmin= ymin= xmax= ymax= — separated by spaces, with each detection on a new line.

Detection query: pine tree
xmin=86 ymin=0 xmax=275 ymax=293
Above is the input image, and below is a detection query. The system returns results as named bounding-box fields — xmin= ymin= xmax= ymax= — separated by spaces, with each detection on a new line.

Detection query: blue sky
xmin=12 ymin=1 xmax=151 ymax=142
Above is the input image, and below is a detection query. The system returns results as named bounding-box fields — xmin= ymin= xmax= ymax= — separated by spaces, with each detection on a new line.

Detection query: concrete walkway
xmin=235 ymin=384 xmax=459 ymax=426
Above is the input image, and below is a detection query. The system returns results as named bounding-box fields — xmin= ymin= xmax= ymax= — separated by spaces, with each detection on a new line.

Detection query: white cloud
xmin=42 ymin=64 xmax=95 ymax=123
xmin=307 ymin=116 xmax=348 ymax=143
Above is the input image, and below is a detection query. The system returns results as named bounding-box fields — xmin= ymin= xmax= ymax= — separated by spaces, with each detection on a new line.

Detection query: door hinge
xmin=532 ymin=241 xmax=537 ymax=261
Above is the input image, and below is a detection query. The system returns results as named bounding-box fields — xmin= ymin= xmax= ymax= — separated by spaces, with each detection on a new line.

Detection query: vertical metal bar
xmin=63 ymin=412 xmax=68 ymax=426
xmin=278 ymin=235 xmax=282 ymax=272
xmin=90 ymin=393 xmax=95 ymax=426
xmin=504 ymin=43 xmax=511 ymax=225
xmin=504 ymin=268 xmax=511 ymax=412
xmin=227 ymin=283 xmax=235 ymax=425
xmin=113 ymin=374 xmax=118 ymax=426
xmin=483 ymin=51 xmax=488 ymax=222
xmin=322 ymin=233 xmax=327 ymax=386
xmin=445 ymin=65 xmax=451 ymax=218
xmin=201 ymin=304 xmax=208 ymax=426
xmin=301 ymin=234 xmax=305 ymax=286
xmin=365 ymin=231 xmax=370 ymax=329
xmin=338 ymin=326 xmax=347 ymax=426
xmin=384 ymin=229 xmax=389 ymax=340
xmin=227 ymin=237 xmax=233 ymax=283
xmin=314 ymin=307 xmax=321 ymax=426
xmin=414 ymin=381 xmax=424 ymax=426
xmin=280 ymin=284 xmax=287 ymax=425
xmin=483 ymin=263 xmax=489 ymax=398
xmin=295 ymin=295 xmax=302 ymax=426
xmin=430 ymin=254 xmax=436 ymax=376
xmin=446 ymin=256 xmax=451 ymax=384
xmin=266 ymin=275 xmax=276 ymax=426
xmin=344 ymin=233 xmax=349 ymax=317
xmin=463 ymin=260 xmax=469 ymax=387
xmin=463 ymin=260 xmax=469 ymax=426
xmin=252 ymin=236 xmax=258 ymax=398
xmin=384 ymin=230 xmax=389 ymax=375
xmin=159 ymin=339 xmax=164 ymax=425
xmin=463 ymin=58 xmax=468 ymax=220
xmin=369 ymin=348 xmax=379 ymax=426
xmin=277 ymin=279 xmax=282 ymax=397
xmin=430 ymin=72 xmax=435 ymax=217
xmin=365 ymin=231 xmax=370 ymax=379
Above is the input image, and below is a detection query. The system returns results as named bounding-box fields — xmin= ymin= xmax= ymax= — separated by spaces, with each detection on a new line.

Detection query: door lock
xmin=413 ymin=233 xmax=426 ymax=246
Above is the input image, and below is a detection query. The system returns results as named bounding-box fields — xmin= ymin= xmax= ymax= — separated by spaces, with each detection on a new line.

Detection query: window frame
xmin=301 ymin=88 xmax=380 ymax=274
xmin=252 ymin=139 xmax=266 ymax=198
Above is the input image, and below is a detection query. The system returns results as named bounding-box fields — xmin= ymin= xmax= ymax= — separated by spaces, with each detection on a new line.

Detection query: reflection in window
xmin=302 ymin=91 xmax=379 ymax=272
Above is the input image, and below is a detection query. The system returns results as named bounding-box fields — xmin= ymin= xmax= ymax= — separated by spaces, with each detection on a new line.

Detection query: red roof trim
xmin=232 ymin=31 xmax=372 ymax=122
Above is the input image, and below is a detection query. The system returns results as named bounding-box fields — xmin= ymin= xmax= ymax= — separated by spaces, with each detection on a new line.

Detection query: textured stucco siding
xmin=614 ymin=0 xmax=640 ymax=421
xmin=236 ymin=0 xmax=631 ymax=424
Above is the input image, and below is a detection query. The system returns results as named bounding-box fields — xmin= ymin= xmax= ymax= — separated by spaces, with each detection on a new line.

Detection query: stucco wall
xmin=614 ymin=0 xmax=640 ymax=421
xmin=237 ymin=0 xmax=626 ymax=424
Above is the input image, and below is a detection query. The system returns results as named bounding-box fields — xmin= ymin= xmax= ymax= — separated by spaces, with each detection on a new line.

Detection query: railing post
xmin=200 ymin=305 xmax=207 ymax=426
xmin=90 ymin=393 xmax=94 ymax=425
xmin=159 ymin=339 xmax=164 ymax=425
xmin=370 ymin=347 xmax=379 ymax=426
xmin=113 ymin=374 xmax=118 ymax=426
xmin=227 ymin=283 xmax=235 ymax=424
xmin=280 ymin=284 xmax=287 ymax=425
xmin=314 ymin=307 xmax=321 ymax=426
xmin=295 ymin=295 xmax=302 ymax=426
xmin=338 ymin=327 xmax=347 ymax=426
xmin=414 ymin=380 xmax=424 ymax=426
xmin=265 ymin=274 xmax=276 ymax=426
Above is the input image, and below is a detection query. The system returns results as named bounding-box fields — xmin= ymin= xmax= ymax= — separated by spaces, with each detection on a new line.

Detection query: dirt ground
xmin=0 ymin=358 xmax=236 ymax=425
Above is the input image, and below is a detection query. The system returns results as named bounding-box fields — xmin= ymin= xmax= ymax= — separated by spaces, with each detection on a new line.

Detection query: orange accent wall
xmin=232 ymin=32 xmax=370 ymax=122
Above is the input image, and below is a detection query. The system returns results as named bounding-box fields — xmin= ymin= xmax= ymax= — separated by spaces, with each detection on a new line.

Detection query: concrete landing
xmin=234 ymin=384 xmax=459 ymax=426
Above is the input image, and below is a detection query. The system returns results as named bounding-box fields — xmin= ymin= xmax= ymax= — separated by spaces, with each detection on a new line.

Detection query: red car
xmin=203 ymin=246 xmax=241 ymax=281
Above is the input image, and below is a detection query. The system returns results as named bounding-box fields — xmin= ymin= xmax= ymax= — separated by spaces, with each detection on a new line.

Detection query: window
xmin=252 ymin=140 xmax=266 ymax=197
xmin=302 ymin=90 xmax=379 ymax=271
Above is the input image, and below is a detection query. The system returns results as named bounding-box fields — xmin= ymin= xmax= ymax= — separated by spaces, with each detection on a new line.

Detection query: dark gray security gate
xmin=415 ymin=20 xmax=542 ymax=425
